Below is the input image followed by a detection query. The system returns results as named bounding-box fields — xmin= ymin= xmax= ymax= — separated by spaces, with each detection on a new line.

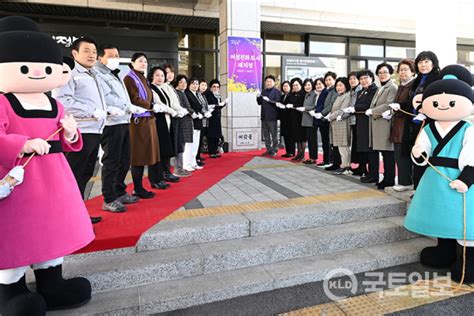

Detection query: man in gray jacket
xmin=94 ymin=44 xmax=147 ymax=212
xmin=53 ymin=37 xmax=107 ymax=224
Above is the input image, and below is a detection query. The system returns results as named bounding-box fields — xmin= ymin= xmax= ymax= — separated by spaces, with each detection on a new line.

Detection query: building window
xmin=309 ymin=35 xmax=346 ymax=55
xmin=172 ymin=28 xmax=216 ymax=50
xmin=386 ymin=40 xmax=416 ymax=59
xmin=264 ymin=54 xmax=282 ymax=86
xmin=349 ymin=38 xmax=384 ymax=57
xmin=265 ymin=33 xmax=305 ymax=54
xmin=178 ymin=50 xmax=216 ymax=80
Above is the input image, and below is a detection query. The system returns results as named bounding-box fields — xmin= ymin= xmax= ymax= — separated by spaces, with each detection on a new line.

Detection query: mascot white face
xmin=0 ymin=16 xmax=72 ymax=94
xmin=419 ymin=65 xmax=474 ymax=122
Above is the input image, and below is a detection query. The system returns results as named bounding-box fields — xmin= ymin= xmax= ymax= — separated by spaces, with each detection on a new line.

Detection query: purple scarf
xmin=126 ymin=69 xmax=148 ymax=101
xmin=126 ymin=69 xmax=151 ymax=118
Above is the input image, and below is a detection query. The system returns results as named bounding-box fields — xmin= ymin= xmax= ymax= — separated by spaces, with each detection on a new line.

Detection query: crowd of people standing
xmin=53 ymin=37 xmax=228 ymax=223
xmin=258 ymin=51 xmax=443 ymax=192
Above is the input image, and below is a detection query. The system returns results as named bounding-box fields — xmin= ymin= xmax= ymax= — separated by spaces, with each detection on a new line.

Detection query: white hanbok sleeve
xmin=459 ymin=125 xmax=474 ymax=170
xmin=411 ymin=128 xmax=432 ymax=166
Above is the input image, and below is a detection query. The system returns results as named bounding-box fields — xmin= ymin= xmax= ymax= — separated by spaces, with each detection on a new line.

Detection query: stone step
xmin=136 ymin=196 xmax=406 ymax=251
xmin=62 ymin=215 xmax=416 ymax=293
xmin=51 ymin=237 xmax=435 ymax=315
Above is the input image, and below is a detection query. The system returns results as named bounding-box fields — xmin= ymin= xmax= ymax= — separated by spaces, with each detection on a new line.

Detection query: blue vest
xmin=404 ymin=121 xmax=474 ymax=239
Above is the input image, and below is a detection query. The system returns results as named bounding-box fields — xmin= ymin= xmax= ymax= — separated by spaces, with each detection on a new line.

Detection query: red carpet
xmin=78 ymin=150 xmax=258 ymax=253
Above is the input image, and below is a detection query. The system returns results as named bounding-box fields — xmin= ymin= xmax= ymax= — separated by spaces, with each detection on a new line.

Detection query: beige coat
xmin=369 ymin=80 xmax=397 ymax=151
xmin=328 ymin=92 xmax=351 ymax=147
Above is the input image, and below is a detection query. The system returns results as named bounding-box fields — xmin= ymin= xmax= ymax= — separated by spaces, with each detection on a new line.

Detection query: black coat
xmin=204 ymin=90 xmax=225 ymax=138
xmin=355 ymin=83 xmax=378 ymax=152
xmin=286 ymin=90 xmax=306 ymax=142
xmin=402 ymin=71 xmax=439 ymax=150
xmin=175 ymin=89 xmax=195 ymax=143
xmin=185 ymin=90 xmax=203 ymax=130
xmin=279 ymin=93 xmax=290 ymax=136
xmin=150 ymin=84 xmax=174 ymax=158
xmin=257 ymin=87 xmax=280 ymax=121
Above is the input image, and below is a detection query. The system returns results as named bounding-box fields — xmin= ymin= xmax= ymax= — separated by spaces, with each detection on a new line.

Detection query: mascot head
xmin=419 ymin=65 xmax=473 ymax=122
xmin=0 ymin=16 xmax=73 ymax=93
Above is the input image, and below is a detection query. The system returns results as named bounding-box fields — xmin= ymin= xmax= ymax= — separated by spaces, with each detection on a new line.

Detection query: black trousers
xmin=283 ymin=135 xmax=295 ymax=155
xmin=197 ymin=127 xmax=206 ymax=158
xmin=207 ymin=137 xmax=219 ymax=155
xmin=378 ymin=150 xmax=395 ymax=185
xmin=350 ymin=125 xmax=360 ymax=163
xmin=100 ymin=124 xmax=131 ymax=203
xmin=413 ymin=165 xmax=427 ymax=189
xmin=360 ymin=150 xmax=379 ymax=180
xmin=148 ymin=160 xmax=165 ymax=184
xmin=332 ymin=146 xmax=342 ymax=168
xmin=306 ymin=127 xmax=318 ymax=160
xmin=66 ymin=133 xmax=101 ymax=200
xmin=315 ymin=124 xmax=330 ymax=164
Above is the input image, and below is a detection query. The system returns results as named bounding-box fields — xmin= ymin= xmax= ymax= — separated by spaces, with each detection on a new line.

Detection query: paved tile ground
xmin=85 ymin=154 xmax=402 ymax=211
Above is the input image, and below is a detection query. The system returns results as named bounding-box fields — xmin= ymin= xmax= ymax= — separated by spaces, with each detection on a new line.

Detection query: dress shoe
xmin=261 ymin=151 xmax=271 ymax=156
xmin=302 ymin=159 xmax=315 ymax=165
xmin=281 ymin=153 xmax=295 ymax=158
xmin=132 ymin=190 xmax=155 ymax=199
xmin=164 ymin=173 xmax=180 ymax=182
xmin=291 ymin=154 xmax=303 ymax=161
xmin=376 ymin=182 xmax=394 ymax=190
xmin=209 ymin=154 xmax=221 ymax=158
xmin=325 ymin=164 xmax=340 ymax=171
xmin=317 ymin=162 xmax=331 ymax=168
xmin=102 ymin=201 xmax=127 ymax=213
xmin=192 ymin=165 xmax=204 ymax=170
xmin=197 ymin=161 xmax=205 ymax=166
xmin=90 ymin=216 xmax=102 ymax=224
xmin=151 ymin=181 xmax=169 ymax=190
xmin=360 ymin=176 xmax=377 ymax=183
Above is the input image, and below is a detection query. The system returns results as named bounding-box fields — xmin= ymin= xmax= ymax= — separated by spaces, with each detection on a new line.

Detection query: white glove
xmin=152 ymin=104 xmax=165 ymax=113
xmin=414 ymin=113 xmax=427 ymax=121
xmin=93 ymin=109 xmax=107 ymax=120
xmin=208 ymin=104 xmax=216 ymax=109
xmin=129 ymin=105 xmax=147 ymax=114
xmin=343 ymin=107 xmax=355 ymax=114
xmin=286 ymin=104 xmax=294 ymax=109
xmin=204 ymin=111 xmax=212 ymax=118
xmin=262 ymin=96 xmax=270 ymax=102
xmin=178 ymin=110 xmax=186 ymax=118
xmin=365 ymin=109 xmax=373 ymax=116
xmin=8 ymin=166 xmax=24 ymax=185
xmin=181 ymin=109 xmax=189 ymax=115
xmin=191 ymin=112 xmax=199 ymax=119
xmin=382 ymin=110 xmax=393 ymax=120
xmin=218 ymin=98 xmax=228 ymax=106
xmin=169 ymin=108 xmax=178 ymax=117
xmin=197 ymin=113 xmax=204 ymax=119
xmin=336 ymin=115 xmax=342 ymax=122
xmin=309 ymin=110 xmax=316 ymax=117
xmin=107 ymin=106 xmax=125 ymax=116
xmin=389 ymin=103 xmax=401 ymax=111
xmin=296 ymin=107 xmax=305 ymax=112
xmin=209 ymin=108 xmax=215 ymax=113
xmin=324 ymin=114 xmax=331 ymax=121
xmin=0 ymin=183 xmax=11 ymax=199
xmin=315 ymin=113 xmax=323 ymax=119
xmin=275 ymin=102 xmax=285 ymax=109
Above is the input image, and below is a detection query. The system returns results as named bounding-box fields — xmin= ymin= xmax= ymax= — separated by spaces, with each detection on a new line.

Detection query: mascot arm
xmin=458 ymin=126 xmax=474 ymax=188
xmin=56 ymin=102 xmax=83 ymax=152
xmin=0 ymin=106 xmax=29 ymax=169
xmin=411 ymin=129 xmax=431 ymax=166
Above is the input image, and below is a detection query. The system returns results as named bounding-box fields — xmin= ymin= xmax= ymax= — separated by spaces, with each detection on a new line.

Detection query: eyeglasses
xmin=398 ymin=67 xmax=411 ymax=72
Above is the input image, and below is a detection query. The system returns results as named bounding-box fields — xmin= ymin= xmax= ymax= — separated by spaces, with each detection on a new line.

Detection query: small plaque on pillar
xmin=236 ymin=131 xmax=256 ymax=146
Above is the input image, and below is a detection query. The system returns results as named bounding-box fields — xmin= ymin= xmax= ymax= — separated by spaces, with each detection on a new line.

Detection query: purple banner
xmin=228 ymin=37 xmax=262 ymax=92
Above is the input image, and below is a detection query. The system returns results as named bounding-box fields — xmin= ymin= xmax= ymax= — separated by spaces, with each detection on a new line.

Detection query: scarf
xmin=126 ymin=69 xmax=147 ymax=101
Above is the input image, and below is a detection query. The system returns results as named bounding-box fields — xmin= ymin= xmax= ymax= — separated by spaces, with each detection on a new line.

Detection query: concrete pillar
xmin=415 ymin=2 xmax=457 ymax=67
xmin=219 ymin=0 xmax=262 ymax=151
